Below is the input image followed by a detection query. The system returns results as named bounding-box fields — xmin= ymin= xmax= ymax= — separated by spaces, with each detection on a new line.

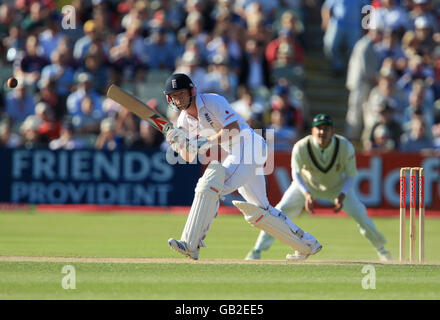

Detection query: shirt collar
xmin=311 ymin=135 xmax=335 ymax=157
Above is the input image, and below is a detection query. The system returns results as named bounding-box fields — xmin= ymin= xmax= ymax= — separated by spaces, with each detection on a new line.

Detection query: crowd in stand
xmin=0 ymin=0 xmax=439 ymax=153
xmin=333 ymin=0 xmax=440 ymax=151
xmin=0 ymin=0 xmax=308 ymax=153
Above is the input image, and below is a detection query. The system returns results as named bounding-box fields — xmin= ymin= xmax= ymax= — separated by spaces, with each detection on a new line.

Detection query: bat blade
xmin=106 ymin=84 xmax=172 ymax=134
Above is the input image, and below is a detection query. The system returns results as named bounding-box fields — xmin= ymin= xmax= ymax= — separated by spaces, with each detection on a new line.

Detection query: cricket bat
xmin=106 ymin=84 xmax=173 ymax=135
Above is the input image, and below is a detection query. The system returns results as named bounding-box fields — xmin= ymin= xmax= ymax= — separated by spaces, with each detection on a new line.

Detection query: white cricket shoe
xmin=286 ymin=232 xmax=322 ymax=261
xmin=168 ymin=238 xmax=199 ymax=260
xmin=286 ymin=250 xmax=309 ymax=261
xmin=245 ymin=249 xmax=261 ymax=260
xmin=377 ymin=249 xmax=393 ymax=262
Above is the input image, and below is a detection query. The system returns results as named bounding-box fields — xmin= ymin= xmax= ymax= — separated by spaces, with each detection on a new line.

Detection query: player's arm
xmin=291 ymin=145 xmax=315 ymax=214
xmin=207 ymin=120 xmax=240 ymax=145
xmin=334 ymin=142 xmax=358 ymax=212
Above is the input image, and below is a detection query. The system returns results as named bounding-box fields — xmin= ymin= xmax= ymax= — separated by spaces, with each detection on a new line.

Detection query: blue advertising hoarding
xmin=0 ymin=148 xmax=200 ymax=206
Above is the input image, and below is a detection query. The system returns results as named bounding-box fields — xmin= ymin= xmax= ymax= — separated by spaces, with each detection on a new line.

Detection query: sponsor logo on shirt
xmin=204 ymin=112 xmax=214 ymax=126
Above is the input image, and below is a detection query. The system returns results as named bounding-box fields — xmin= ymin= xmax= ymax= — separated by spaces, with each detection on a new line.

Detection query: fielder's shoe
xmin=168 ymin=238 xmax=199 ymax=260
xmin=245 ymin=249 xmax=261 ymax=260
xmin=377 ymin=248 xmax=393 ymax=262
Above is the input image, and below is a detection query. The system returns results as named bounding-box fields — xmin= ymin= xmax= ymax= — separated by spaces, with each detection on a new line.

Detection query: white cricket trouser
xmin=221 ymin=133 xmax=270 ymax=209
xmin=254 ymin=182 xmax=387 ymax=251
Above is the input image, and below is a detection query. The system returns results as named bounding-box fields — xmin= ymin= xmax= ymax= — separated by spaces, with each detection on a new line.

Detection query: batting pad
xmin=181 ymin=161 xmax=225 ymax=252
xmin=232 ymin=201 xmax=312 ymax=254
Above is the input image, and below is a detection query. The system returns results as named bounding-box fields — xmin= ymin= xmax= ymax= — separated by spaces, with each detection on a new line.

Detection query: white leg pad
xmin=233 ymin=200 xmax=312 ymax=255
xmin=181 ymin=161 xmax=225 ymax=252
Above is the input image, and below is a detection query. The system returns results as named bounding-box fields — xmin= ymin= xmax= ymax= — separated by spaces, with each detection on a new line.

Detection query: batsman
xmin=163 ymin=73 xmax=322 ymax=260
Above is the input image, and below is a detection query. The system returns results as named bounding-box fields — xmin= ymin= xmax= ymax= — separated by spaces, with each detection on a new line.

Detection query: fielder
xmin=163 ymin=73 xmax=322 ymax=260
xmin=245 ymin=114 xmax=393 ymax=262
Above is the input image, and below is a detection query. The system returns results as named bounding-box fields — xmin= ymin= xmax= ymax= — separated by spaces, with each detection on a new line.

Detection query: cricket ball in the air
xmin=7 ymin=77 xmax=18 ymax=88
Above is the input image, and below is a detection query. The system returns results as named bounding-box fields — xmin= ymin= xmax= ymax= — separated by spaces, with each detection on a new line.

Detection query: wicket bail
xmin=399 ymin=167 xmax=425 ymax=263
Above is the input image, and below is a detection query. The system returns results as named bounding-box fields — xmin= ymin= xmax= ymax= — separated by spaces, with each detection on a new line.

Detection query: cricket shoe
xmin=168 ymin=238 xmax=199 ymax=260
xmin=377 ymin=249 xmax=393 ymax=262
xmin=245 ymin=249 xmax=261 ymax=260
xmin=286 ymin=232 xmax=322 ymax=261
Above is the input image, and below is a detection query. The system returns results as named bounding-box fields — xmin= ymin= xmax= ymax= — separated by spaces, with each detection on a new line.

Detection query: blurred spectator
xmin=95 ymin=117 xmax=123 ymax=150
xmin=110 ymin=37 xmax=147 ymax=88
xmin=71 ymin=96 xmax=103 ymax=136
xmin=236 ymin=0 xmax=279 ymax=23
xmin=121 ymin=0 xmax=150 ymax=36
xmin=35 ymin=77 xmax=65 ymax=121
xmin=185 ymin=0 xmax=216 ymax=33
xmin=144 ymin=27 xmax=177 ymax=70
xmin=363 ymin=68 xmax=405 ymax=136
xmin=230 ymin=86 xmax=265 ymax=128
xmin=245 ymin=10 xmax=272 ymax=47
xmin=363 ymin=101 xmax=403 ymax=151
xmin=401 ymin=30 xmax=421 ymax=61
xmin=396 ymin=54 xmax=435 ymax=100
xmin=402 ymin=80 xmax=434 ymax=131
xmin=114 ymin=18 xmax=146 ymax=64
xmin=408 ymin=0 xmax=438 ymax=31
xmin=130 ymin=120 xmax=165 ymax=149
xmin=375 ymin=29 xmax=407 ymax=76
xmin=4 ymin=82 xmax=35 ymax=124
xmin=0 ymin=120 xmax=21 ymax=148
xmin=19 ymin=115 xmax=46 ymax=149
xmin=239 ymin=39 xmax=271 ymax=90
xmin=40 ymin=50 xmax=75 ymax=99
xmin=38 ymin=14 xmax=66 ymax=60
xmin=21 ymin=2 xmax=47 ymax=34
xmin=76 ymin=50 xmax=111 ymax=94
xmin=265 ymin=109 xmax=297 ymax=152
xmin=15 ymin=35 xmax=49 ymax=88
xmin=185 ymin=11 xmax=209 ymax=59
xmin=205 ymin=54 xmax=238 ymax=102
xmin=375 ymin=0 xmax=410 ymax=35
xmin=67 ymin=72 xmax=103 ymax=117
xmin=321 ymin=0 xmax=369 ymax=74
xmin=269 ymin=82 xmax=304 ymax=134
xmin=368 ymin=124 xmax=396 ymax=151
xmin=0 ymin=3 xmax=16 ymax=39
xmin=400 ymin=116 xmax=434 ymax=151
xmin=413 ymin=15 xmax=435 ymax=60
xmin=73 ymin=20 xmax=108 ymax=62
xmin=35 ymin=101 xmax=61 ymax=143
xmin=174 ymin=51 xmax=208 ymax=92
xmin=266 ymin=28 xmax=304 ymax=70
xmin=114 ymin=99 xmax=139 ymax=146
xmin=49 ymin=122 xmax=83 ymax=150
xmin=206 ymin=23 xmax=242 ymax=70
xmin=345 ymin=27 xmax=384 ymax=141
xmin=277 ymin=10 xmax=305 ymax=47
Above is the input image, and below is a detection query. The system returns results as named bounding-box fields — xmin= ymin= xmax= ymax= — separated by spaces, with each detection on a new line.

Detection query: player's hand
xmin=333 ymin=193 xmax=345 ymax=213
xmin=304 ymin=192 xmax=315 ymax=214
xmin=187 ymin=136 xmax=211 ymax=155
xmin=166 ymin=127 xmax=188 ymax=153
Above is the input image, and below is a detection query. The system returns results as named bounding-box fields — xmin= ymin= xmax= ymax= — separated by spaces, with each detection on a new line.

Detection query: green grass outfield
xmin=0 ymin=210 xmax=439 ymax=299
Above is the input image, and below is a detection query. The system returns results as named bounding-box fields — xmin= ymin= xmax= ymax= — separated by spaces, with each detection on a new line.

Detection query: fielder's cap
xmin=312 ymin=114 xmax=333 ymax=127
xmin=164 ymin=73 xmax=194 ymax=95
